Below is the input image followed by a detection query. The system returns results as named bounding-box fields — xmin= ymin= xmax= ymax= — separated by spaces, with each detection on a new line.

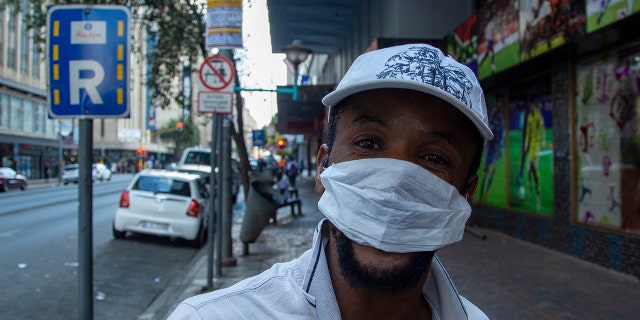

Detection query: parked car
xmin=112 ymin=169 xmax=210 ymax=247
xmin=0 ymin=167 xmax=28 ymax=192
xmin=92 ymin=163 xmax=112 ymax=181
xmin=62 ymin=164 xmax=79 ymax=185
xmin=177 ymin=147 xmax=242 ymax=203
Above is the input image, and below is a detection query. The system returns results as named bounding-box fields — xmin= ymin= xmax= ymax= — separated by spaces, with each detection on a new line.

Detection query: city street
xmin=0 ymin=174 xmax=200 ymax=319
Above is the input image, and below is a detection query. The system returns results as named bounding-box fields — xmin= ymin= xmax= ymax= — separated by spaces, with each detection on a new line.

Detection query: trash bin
xmin=240 ymin=180 xmax=280 ymax=244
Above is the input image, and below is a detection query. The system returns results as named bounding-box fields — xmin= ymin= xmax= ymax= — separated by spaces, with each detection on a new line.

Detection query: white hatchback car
xmin=112 ymin=169 xmax=210 ymax=247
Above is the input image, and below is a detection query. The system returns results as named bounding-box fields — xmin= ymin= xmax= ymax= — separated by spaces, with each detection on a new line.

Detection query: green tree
xmin=160 ymin=119 xmax=200 ymax=159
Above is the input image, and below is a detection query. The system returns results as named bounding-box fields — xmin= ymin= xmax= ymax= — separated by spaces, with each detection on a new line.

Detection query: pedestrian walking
xmin=169 ymin=43 xmax=493 ymax=319
xmin=285 ymin=156 xmax=299 ymax=188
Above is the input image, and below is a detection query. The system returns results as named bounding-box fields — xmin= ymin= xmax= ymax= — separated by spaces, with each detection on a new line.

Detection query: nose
xmin=383 ymin=142 xmax=416 ymax=165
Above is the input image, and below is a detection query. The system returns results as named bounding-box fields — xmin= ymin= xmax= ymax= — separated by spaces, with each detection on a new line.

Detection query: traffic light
xmin=176 ymin=122 xmax=184 ymax=131
xmin=136 ymin=148 xmax=146 ymax=155
xmin=277 ymin=138 xmax=286 ymax=149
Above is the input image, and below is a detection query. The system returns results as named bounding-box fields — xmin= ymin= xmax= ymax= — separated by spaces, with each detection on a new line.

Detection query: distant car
xmin=112 ymin=169 xmax=210 ymax=247
xmin=177 ymin=147 xmax=242 ymax=203
xmin=0 ymin=167 xmax=28 ymax=192
xmin=62 ymin=164 xmax=79 ymax=185
xmin=92 ymin=163 xmax=112 ymax=181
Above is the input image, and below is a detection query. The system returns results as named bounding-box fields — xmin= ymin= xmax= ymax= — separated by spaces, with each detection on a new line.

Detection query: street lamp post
xmin=282 ymin=39 xmax=312 ymax=100
xmin=233 ymin=40 xmax=312 ymax=100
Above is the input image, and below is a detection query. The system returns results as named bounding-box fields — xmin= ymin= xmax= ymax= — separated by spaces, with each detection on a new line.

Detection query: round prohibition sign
xmin=199 ymin=55 xmax=235 ymax=91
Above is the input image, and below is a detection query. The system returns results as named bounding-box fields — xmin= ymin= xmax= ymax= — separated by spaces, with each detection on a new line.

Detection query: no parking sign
xmin=198 ymin=55 xmax=235 ymax=114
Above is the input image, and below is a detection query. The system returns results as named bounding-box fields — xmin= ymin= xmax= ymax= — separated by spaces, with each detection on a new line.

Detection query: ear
xmin=315 ymin=144 xmax=329 ymax=195
xmin=463 ymin=174 xmax=479 ymax=201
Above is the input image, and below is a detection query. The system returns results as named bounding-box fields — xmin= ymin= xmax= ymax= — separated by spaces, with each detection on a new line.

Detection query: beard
xmin=332 ymin=226 xmax=434 ymax=295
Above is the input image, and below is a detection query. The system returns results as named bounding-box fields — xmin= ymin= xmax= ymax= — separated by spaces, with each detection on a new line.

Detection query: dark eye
xmin=425 ymin=153 xmax=448 ymax=165
xmin=356 ymin=138 xmax=379 ymax=150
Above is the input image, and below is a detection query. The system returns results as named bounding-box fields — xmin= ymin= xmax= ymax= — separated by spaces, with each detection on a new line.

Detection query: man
xmin=169 ymin=43 xmax=493 ymax=319
xmin=286 ymin=156 xmax=299 ymax=188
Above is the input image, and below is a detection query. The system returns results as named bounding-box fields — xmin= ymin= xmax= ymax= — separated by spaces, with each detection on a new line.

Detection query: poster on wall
xmin=508 ymin=82 xmax=554 ymax=215
xmin=445 ymin=14 xmax=478 ymax=74
xmin=585 ymin=0 xmax=640 ymax=33
xmin=476 ymin=0 xmax=520 ymax=80
xmin=575 ymin=46 xmax=640 ymax=233
xmin=519 ymin=0 xmax=586 ymax=61
xmin=475 ymin=92 xmax=509 ymax=207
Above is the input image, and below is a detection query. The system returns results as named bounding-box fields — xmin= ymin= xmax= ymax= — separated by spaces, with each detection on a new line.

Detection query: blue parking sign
xmin=47 ymin=5 xmax=130 ymax=118
xmin=252 ymin=129 xmax=265 ymax=147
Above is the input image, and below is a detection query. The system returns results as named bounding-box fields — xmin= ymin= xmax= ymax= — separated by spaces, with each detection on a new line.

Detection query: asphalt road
xmin=0 ymin=174 xmax=200 ymax=319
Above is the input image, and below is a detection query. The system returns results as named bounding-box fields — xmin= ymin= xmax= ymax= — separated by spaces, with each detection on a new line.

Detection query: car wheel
xmin=1 ymin=184 xmax=7 ymax=192
xmin=112 ymin=222 xmax=126 ymax=239
xmin=188 ymin=223 xmax=207 ymax=248
xmin=20 ymin=183 xmax=27 ymax=191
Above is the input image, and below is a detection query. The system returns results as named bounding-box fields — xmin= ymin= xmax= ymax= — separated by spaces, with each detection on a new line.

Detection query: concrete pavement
xmin=30 ymin=175 xmax=640 ymax=319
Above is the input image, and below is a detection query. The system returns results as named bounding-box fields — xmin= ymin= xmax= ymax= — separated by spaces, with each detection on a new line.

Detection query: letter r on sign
xmin=69 ymin=60 xmax=104 ymax=105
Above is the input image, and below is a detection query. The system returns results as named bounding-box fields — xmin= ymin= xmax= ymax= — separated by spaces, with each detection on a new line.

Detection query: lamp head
xmin=282 ymin=39 xmax=312 ymax=67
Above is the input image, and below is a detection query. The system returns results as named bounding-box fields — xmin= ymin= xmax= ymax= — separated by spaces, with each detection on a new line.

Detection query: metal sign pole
xmin=215 ymin=114 xmax=224 ymax=276
xmin=78 ymin=119 xmax=94 ymax=319
xmin=58 ymin=121 xmax=63 ymax=185
xmin=222 ymin=115 xmax=236 ymax=265
xmin=207 ymin=116 xmax=219 ymax=290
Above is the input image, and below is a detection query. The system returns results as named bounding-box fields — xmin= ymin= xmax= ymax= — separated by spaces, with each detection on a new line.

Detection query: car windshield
xmin=183 ymin=152 xmax=211 ymax=165
xmin=133 ymin=176 xmax=191 ymax=197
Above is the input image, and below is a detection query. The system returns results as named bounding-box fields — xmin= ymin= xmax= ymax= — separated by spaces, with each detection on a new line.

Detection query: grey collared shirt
xmin=168 ymin=219 xmax=488 ymax=319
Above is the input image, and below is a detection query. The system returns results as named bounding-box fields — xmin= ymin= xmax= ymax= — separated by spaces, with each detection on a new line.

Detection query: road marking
xmin=0 ymin=229 xmax=21 ymax=238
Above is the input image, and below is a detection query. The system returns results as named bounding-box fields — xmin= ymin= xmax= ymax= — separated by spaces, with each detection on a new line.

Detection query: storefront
xmin=446 ymin=1 xmax=640 ymax=277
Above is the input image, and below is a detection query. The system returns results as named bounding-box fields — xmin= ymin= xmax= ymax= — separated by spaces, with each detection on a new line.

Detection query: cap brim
xmin=322 ymin=79 xmax=494 ymax=141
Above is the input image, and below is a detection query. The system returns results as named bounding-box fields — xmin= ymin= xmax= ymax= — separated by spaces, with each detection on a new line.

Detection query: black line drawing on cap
xmin=376 ymin=46 xmax=474 ymax=110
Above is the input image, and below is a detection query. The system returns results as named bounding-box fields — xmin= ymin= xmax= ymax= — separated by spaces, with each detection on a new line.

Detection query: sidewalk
xmin=142 ymin=175 xmax=640 ymax=320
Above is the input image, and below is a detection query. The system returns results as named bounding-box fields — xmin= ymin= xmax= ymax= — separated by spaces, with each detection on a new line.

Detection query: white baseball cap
xmin=322 ymin=43 xmax=494 ymax=141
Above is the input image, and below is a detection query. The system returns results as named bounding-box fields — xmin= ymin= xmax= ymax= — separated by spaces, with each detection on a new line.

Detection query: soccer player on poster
xmin=479 ymin=105 xmax=506 ymax=203
xmin=518 ymin=101 xmax=546 ymax=208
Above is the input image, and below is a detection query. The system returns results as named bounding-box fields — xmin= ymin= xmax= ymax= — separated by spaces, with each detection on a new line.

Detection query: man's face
xmin=316 ymin=88 xmax=481 ymax=293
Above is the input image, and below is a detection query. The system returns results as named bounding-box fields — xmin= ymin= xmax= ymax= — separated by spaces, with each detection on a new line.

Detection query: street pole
xmin=215 ymin=114 xmax=223 ymax=276
xmin=206 ymin=115 xmax=219 ymax=290
xmin=58 ymin=120 xmax=63 ymax=185
xmin=222 ymin=115 xmax=236 ymax=266
xmin=78 ymin=119 xmax=93 ymax=319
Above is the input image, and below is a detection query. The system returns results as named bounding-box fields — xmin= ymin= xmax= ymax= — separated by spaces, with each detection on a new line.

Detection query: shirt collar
xmin=301 ymin=219 xmax=469 ymax=319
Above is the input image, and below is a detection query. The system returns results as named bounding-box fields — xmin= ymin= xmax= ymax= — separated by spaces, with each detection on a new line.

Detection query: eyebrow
xmin=422 ymin=130 xmax=459 ymax=148
xmin=350 ymin=114 xmax=389 ymax=127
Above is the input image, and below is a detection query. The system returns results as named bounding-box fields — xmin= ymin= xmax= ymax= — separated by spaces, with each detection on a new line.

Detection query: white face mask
xmin=318 ymin=158 xmax=471 ymax=253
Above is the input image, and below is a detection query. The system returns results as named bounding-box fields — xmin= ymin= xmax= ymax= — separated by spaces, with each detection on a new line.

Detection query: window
xmin=10 ymin=96 xmax=22 ymax=130
xmin=0 ymin=10 xmax=5 ymax=66
xmin=0 ymin=94 xmax=7 ymax=128
xmin=7 ymin=8 xmax=16 ymax=70
xmin=33 ymin=103 xmax=44 ymax=133
xmin=23 ymin=99 xmax=34 ymax=132
xmin=134 ymin=176 xmax=192 ymax=197
xmin=20 ymin=7 xmax=28 ymax=74
xmin=184 ymin=151 xmax=211 ymax=165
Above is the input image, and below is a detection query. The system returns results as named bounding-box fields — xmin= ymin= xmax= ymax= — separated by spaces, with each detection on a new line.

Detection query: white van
xmin=176 ymin=147 xmax=241 ymax=202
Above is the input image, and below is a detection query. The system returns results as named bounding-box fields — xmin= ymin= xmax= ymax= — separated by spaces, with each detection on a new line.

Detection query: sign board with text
xmin=198 ymin=54 xmax=235 ymax=114
xmin=47 ymin=5 xmax=130 ymax=118
xmin=198 ymin=92 xmax=233 ymax=114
